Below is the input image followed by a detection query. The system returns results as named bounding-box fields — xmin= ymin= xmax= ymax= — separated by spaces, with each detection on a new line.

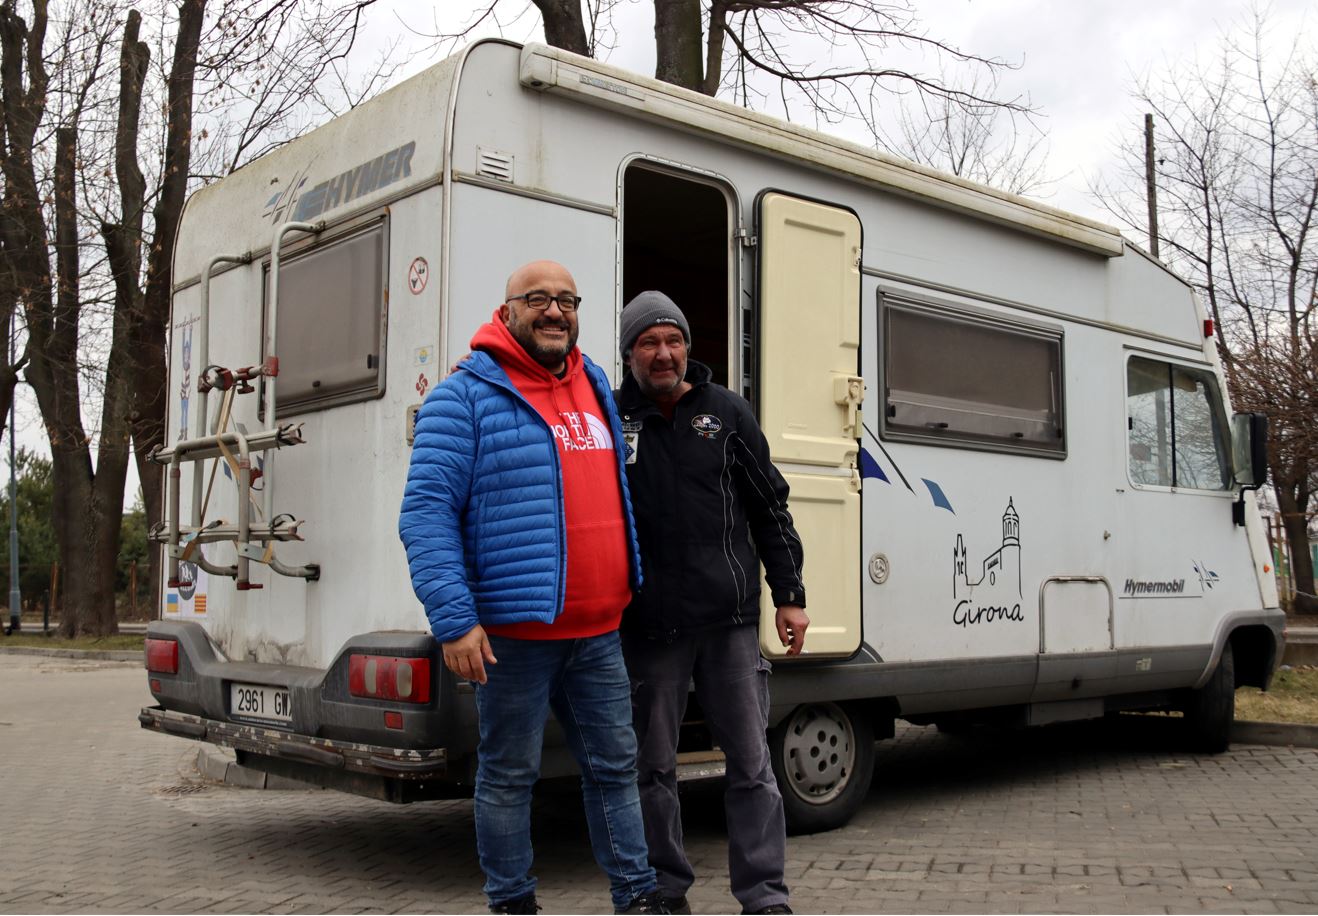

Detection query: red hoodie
xmin=472 ymin=312 xmax=632 ymax=640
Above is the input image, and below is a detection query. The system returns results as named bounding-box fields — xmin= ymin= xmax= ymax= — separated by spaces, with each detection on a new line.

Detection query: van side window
xmin=881 ymin=298 xmax=1064 ymax=456
xmin=264 ymin=220 xmax=388 ymax=416
xmin=1126 ymin=356 xmax=1231 ymax=490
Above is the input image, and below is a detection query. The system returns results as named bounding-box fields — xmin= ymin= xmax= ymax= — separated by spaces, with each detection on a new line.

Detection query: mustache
xmin=533 ymin=318 xmax=572 ymax=330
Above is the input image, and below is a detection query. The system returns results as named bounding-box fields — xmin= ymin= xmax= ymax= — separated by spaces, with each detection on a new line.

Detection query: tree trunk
xmin=653 ymin=0 xmax=703 ymax=91
xmin=133 ymin=0 xmax=204 ymax=621
xmin=531 ymin=0 xmax=588 ymax=56
xmin=1275 ymin=483 xmax=1316 ymax=615
xmin=701 ymin=2 xmax=728 ymax=96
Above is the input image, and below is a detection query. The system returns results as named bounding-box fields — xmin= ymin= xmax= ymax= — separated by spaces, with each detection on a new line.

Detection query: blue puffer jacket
xmin=399 ymin=349 xmax=642 ymax=643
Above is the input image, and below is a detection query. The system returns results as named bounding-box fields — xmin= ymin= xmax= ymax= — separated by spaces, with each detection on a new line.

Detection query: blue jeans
xmin=474 ymin=631 xmax=657 ymax=910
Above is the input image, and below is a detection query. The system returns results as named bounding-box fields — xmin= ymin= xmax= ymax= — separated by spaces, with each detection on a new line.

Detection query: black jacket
xmin=615 ymin=360 xmax=806 ymax=640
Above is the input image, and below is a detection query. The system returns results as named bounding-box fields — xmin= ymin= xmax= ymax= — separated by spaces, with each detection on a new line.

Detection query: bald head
xmin=500 ymin=260 xmax=580 ymax=374
xmin=505 ymin=260 xmax=574 ymax=302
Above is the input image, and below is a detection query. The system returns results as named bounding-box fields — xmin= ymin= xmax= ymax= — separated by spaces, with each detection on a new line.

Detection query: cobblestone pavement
xmin=2 ymin=653 xmax=1317 ymax=915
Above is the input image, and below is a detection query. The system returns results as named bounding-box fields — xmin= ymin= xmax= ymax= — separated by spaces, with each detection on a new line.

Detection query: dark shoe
xmin=744 ymin=906 xmax=793 ymax=915
xmin=617 ymin=890 xmax=670 ymax=914
xmin=660 ymin=895 xmax=691 ymax=915
xmin=490 ymin=893 xmax=540 ymax=915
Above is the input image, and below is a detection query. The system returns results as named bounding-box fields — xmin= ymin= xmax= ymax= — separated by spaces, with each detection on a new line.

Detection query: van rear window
xmin=263 ymin=219 xmax=388 ymax=416
xmin=880 ymin=297 xmax=1065 ymax=456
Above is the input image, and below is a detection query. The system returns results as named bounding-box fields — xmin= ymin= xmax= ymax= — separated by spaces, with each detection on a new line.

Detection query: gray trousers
xmin=622 ymin=625 xmax=789 ymax=912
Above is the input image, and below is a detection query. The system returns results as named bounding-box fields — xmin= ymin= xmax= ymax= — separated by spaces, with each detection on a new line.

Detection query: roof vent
xmin=476 ymin=147 xmax=514 ymax=183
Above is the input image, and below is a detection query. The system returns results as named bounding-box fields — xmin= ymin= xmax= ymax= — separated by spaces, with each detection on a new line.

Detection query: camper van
xmin=140 ymin=39 xmax=1283 ymax=834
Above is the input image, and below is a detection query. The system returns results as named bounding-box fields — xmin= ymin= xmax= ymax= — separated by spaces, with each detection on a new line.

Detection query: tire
xmin=768 ymin=701 xmax=875 ymax=835
xmin=1185 ymin=642 xmax=1234 ymax=753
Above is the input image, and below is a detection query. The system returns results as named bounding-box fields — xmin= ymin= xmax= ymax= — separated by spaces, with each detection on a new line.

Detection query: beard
xmin=508 ymin=313 xmax=578 ymax=368
xmin=635 ymin=356 xmax=687 ymax=399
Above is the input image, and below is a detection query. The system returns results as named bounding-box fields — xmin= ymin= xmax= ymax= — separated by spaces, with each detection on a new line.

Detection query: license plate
xmin=230 ymin=682 xmax=292 ymax=724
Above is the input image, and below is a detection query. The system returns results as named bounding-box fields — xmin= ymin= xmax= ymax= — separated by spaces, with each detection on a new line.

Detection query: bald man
xmin=400 ymin=261 xmax=662 ymax=915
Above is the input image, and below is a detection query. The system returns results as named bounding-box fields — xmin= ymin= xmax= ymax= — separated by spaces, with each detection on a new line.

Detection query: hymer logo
xmin=1122 ymin=578 xmax=1186 ymax=597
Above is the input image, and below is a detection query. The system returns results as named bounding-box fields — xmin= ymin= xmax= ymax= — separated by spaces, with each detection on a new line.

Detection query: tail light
xmin=348 ymin=654 xmax=431 ymax=704
xmin=145 ymin=638 xmax=179 ymax=675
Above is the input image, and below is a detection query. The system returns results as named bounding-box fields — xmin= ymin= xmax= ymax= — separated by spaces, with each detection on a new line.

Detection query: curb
xmin=196 ymin=745 xmax=320 ymax=791
xmin=0 ymin=645 xmax=141 ymax=662
xmin=1231 ymin=720 xmax=1318 ymax=749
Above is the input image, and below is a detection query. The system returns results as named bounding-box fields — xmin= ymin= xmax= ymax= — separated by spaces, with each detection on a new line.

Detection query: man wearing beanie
xmin=615 ymin=290 xmax=808 ymax=916
xmin=400 ymin=261 xmax=663 ymax=915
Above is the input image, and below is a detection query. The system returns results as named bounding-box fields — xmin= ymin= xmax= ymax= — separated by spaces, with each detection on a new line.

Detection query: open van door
xmin=755 ymin=191 xmax=863 ymax=659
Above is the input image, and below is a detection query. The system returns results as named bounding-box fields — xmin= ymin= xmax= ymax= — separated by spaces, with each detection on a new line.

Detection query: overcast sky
xmin=38 ymin=1 xmax=1316 ymax=494
xmin=389 ymin=0 xmax=1313 ymax=224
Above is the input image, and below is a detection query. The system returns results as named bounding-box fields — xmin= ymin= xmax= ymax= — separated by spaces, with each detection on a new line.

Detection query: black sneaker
xmin=490 ymin=893 xmax=540 ymax=915
xmin=744 ymin=906 xmax=792 ymax=915
xmin=617 ymin=890 xmax=670 ymax=914
xmin=660 ymin=895 xmax=691 ymax=915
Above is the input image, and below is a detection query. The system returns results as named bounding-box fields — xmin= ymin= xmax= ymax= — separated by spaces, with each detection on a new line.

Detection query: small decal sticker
xmin=691 ymin=414 xmax=722 ymax=438
xmin=178 ymin=324 xmax=193 ymax=441
xmin=413 ymin=345 xmax=434 ymax=367
xmin=1193 ymin=560 xmax=1220 ymax=590
xmin=623 ymin=431 xmax=640 ymax=464
xmin=408 ymin=257 xmax=429 ymax=295
xmin=416 ymin=373 xmax=430 ymax=398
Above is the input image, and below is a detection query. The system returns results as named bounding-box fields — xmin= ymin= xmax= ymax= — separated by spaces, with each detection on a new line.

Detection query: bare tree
xmin=0 ymin=0 xmax=386 ymax=634
xmin=1092 ymin=10 xmax=1318 ymax=612
xmin=874 ymin=69 xmax=1052 ymax=196
xmin=430 ymin=1 xmax=1029 ymax=122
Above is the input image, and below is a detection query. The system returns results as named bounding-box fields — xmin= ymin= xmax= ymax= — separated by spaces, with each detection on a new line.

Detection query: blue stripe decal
xmin=859 ymin=448 xmax=889 ymax=483
xmin=922 ymin=478 xmax=955 ymax=513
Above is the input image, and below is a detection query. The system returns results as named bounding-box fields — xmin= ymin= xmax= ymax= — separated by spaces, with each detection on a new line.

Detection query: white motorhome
xmin=141 ymin=39 xmax=1283 ymax=833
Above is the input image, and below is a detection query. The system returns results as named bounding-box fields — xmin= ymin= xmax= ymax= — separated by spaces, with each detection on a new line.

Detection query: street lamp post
xmin=7 ymin=310 xmax=18 ymax=634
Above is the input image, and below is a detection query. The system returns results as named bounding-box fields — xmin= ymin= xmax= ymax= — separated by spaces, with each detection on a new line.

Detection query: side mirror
xmin=1231 ymin=412 xmax=1268 ymax=489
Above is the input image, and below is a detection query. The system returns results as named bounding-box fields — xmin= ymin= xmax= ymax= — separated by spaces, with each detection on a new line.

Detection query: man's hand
xmin=775 ymin=604 xmax=809 ymax=655
xmin=442 ymin=624 xmax=497 ymax=684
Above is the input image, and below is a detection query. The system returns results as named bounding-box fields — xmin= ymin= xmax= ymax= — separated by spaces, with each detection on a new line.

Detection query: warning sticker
xmin=408 ymin=257 xmax=429 ymax=295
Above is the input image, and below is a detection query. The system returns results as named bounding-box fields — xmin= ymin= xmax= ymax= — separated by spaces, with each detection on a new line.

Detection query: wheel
xmin=1184 ymin=642 xmax=1234 ymax=753
xmin=768 ymin=701 xmax=875 ymax=834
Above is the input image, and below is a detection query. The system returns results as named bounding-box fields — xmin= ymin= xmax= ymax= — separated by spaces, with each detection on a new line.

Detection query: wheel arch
xmin=1229 ymin=624 xmax=1279 ymax=691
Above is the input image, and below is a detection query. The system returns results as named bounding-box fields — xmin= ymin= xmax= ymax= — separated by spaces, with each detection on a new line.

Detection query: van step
xmin=675 ymin=750 xmax=726 ymax=782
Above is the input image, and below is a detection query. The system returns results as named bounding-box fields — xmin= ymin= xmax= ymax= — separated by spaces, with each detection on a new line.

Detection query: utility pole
xmin=7 ymin=308 xmax=19 ymax=634
xmin=1145 ymin=113 xmax=1160 ymax=258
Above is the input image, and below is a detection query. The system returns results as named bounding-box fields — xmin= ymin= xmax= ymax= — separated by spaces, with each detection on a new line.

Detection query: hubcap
xmin=779 ymin=703 xmax=854 ymax=805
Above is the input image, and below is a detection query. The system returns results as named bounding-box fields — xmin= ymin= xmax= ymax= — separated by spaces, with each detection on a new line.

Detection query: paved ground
xmin=2 ymin=655 xmax=1318 ymax=914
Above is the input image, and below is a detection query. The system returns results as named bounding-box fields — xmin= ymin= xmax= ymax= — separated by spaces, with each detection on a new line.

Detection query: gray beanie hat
xmin=620 ymin=290 xmax=691 ymax=358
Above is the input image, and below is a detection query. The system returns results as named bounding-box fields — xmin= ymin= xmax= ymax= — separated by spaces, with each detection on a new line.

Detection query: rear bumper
xmin=141 ymin=619 xmax=479 ymax=797
xmin=138 ymin=705 xmax=467 ymax=801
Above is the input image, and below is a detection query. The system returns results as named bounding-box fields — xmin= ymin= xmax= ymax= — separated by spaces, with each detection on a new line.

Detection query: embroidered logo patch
xmin=691 ymin=414 xmax=723 ymax=439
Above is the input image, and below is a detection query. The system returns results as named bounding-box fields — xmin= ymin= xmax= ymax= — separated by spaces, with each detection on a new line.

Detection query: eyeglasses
xmin=508 ymin=292 xmax=582 ymax=312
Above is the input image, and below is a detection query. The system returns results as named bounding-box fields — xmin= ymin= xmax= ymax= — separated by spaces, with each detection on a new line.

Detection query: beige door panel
xmin=756 ymin=192 xmax=863 ymax=658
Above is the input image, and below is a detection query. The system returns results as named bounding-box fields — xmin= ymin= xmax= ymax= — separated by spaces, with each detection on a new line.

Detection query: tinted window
xmin=264 ymin=221 xmax=387 ymax=415
xmin=882 ymin=299 xmax=1064 ymax=455
xmin=1127 ymin=356 xmax=1230 ymax=490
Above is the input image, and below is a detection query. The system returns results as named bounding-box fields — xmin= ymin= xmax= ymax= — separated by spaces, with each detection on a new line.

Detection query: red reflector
xmin=145 ymin=638 xmax=179 ymax=675
xmin=150 ymin=678 xmax=162 ymax=693
xmin=1204 ymin=318 xmax=1214 ymax=337
xmin=348 ymin=654 xmax=432 ymax=704
xmin=384 ymin=711 xmax=404 ymax=730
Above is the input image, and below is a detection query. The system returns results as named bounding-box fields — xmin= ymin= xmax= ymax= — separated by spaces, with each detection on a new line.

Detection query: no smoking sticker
xmin=408 ymin=257 xmax=429 ymax=295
